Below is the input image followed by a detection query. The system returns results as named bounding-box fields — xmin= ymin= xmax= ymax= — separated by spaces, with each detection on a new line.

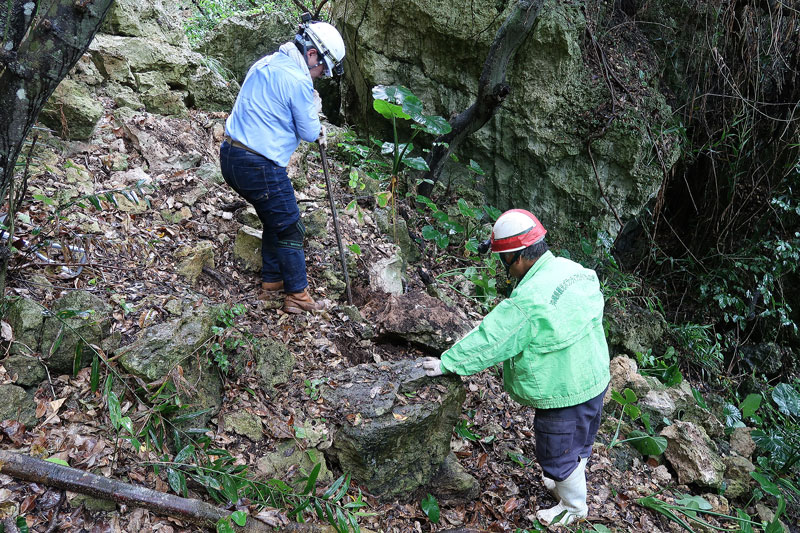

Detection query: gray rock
xmin=0 ymin=384 xmax=38 ymax=427
xmin=233 ymin=225 xmax=262 ymax=272
xmin=722 ymin=454 xmax=755 ymax=499
xmin=303 ymin=208 xmax=329 ymax=239
xmin=321 ymin=359 xmax=465 ymax=500
xmin=368 ymin=252 xmax=405 ymax=295
xmin=39 ymin=79 xmax=103 ymax=141
xmin=322 ymin=268 xmax=346 ymax=301
xmin=661 ymin=420 xmax=725 ymax=489
xmin=255 ymin=441 xmax=333 ymax=485
xmin=4 ymin=296 xmax=45 ymax=357
xmin=224 ymin=410 xmax=263 ymax=441
xmin=187 ymin=66 xmax=238 ymax=112
xmin=426 ymin=452 xmax=480 ymax=503
xmin=238 ymin=206 xmax=262 ymax=229
xmin=40 ymin=291 xmax=112 ymax=376
xmin=729 ymin=427 xmax=756 ymax=459
xmin=196 ymin=162 xmax=224 ymax=184
xmin=3 ymin=354 xmax=46 ymax=388
xmin=175 ymin=241 xmax=214 ymax=284
xmin=362 ymin=291 xmax=472 ymax=353
xmin=117 ymin=308 xmax=222 ymax=428
xmin=253 ymin=338 xmax=294 ymax=392
xmin=108 ymin=83 xmax=145 ymax=110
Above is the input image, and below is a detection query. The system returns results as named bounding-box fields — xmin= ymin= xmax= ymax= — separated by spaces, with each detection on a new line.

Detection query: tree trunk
xmin=0 ymin=451 xmax=273 ymax=531
xmin=0 ymin=0 xmax=114 ymax=202
xmin=418 ymin=0 xmax=545 ymax=197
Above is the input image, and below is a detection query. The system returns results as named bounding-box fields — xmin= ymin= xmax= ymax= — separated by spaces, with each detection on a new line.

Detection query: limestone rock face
xmin=362 ymin=291 xmax=473 ymax=353
xmin=117 ymin=308 xmax=223 ymax=427
xmin=661 ymin=420 xmax=725 ymax=489
xmin=233 ymin=225 xmax=263 ymax=272
xmin=722 ymin=454 xmax=755 ymax=499
xmin=331 ymin=0 xmax=681 ymax=245
xmin=175 ymin=241 xmax=215 ymax=284
xmin=604 ymin=304 xmax=668 ymax=358
xmin=322 ymin=359 xmax=466 ymax=500
xmin=200 ymin=11 xmax=296 ymax=83
xmin=253 ymin=338 xmax=295 ymax=392
xmin=4 ymin=297 xmax=45 ymax=357
xmin=101 ymin=0 xmax=187 ymax=47
xmin=729 ymin=427 xmax=756 ymax=459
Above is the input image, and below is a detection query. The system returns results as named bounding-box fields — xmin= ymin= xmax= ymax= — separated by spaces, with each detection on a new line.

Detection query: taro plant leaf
xmin=723 ymin=403 xmax=745 ymax=428
xmin=751 ymin=471 xmax=783 ymax=497
xmin=412 ymin=114 xmax=452 ymax=135
xmin=372 ymin=99 xmax=408 ymax=121
xmin=765 ymin=495 xmax=786 ymax=533
xmin=230 ymin=510 xmax=247 ymax=527
xmin=772 ymin=383 xmax=800 ymax=416
xmin=592 ymin=525 xmax=613 ymax=533
xmin=736 ymin=508 xmax=754 ymax=533
xmin=372 ymin=85 xmax=422 ymax=119
xmin=627 ymin=430 xmax=668 ymax=456
xmin=674 ymin=494 xmax=712 ymax=511
xmin=458 ymin=198 xmax=477 ymax=218
xmin=740 ymin=393 xmax=763 ymax=419
xmin=46 ymin=457 xmax=70 ymax=466
xmin=108 ymin=390 xmax=122 ymax=430
xmin=421 ymin=493 xmax=440 ymax=523
xmin=402 ymin=156 xmax=430 ymax=171
xmin=422 ymin=226 xmax=438 ymax=240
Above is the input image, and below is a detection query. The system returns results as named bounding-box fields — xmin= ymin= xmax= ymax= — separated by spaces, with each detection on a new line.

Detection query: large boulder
xmin=252 ymin=338 xmax=295 ymax=393
xmin=117 ymin=308 xmax=223 ymax=427
xmin=39 ymin=79 xmax=104 ymax=140
xmin=40 ymin=291 xmax=113 ymax=376
xmin=661 ymin=420 xmax=725 ymax=489
xmin=362 ymin=291 xmax=473 ymax=353
xmin=321 ymin=359 xmax=467 ymax=500
xmin=199 ymin=11 xmax=296 ymax=83
xmin=331 ymin=0 xmax=681 ymax=246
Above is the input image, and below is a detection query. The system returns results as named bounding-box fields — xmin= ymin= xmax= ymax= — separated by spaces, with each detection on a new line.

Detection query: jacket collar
xmin=517 ymin=250 xmax=554 ymax=288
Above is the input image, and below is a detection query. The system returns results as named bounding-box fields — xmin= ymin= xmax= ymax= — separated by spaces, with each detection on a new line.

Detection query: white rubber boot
xmin=536 ymin=457 xmax=588 ymax=526
xmin=542 ymin=476 xmax=559 ymax=500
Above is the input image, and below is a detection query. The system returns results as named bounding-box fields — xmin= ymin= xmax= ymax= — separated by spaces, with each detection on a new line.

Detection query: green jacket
xmin=440 ymin=251 xmax=610 ymax=409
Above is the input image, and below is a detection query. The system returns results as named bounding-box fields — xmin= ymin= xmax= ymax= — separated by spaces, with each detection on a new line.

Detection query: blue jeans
xmin=220 ymin=142 xmax=309 ymax=293
xmin=533 ymin=385 xmax=608 ymax=481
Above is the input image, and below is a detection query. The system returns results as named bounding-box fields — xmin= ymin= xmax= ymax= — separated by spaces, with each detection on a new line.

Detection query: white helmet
xmin=301 ymin=22 xmax=345 ymax=77
xmin=490 ymin=209 xmax=547 ymax=253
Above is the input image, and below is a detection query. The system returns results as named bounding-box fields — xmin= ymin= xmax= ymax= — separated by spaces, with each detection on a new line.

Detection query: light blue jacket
xmin=225 ymin=51 xmax=320 ymax=167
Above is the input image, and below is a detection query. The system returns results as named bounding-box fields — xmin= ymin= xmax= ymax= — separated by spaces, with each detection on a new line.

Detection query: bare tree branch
xmin=419 ymin=0 xmax=545 ymax=196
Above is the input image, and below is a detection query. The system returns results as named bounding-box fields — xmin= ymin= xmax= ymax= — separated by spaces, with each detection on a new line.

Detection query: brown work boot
xmin=284 ymin=289 xmax=325 ymax=314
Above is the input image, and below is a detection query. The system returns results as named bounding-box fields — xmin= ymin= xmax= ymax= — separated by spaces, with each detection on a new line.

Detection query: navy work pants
xmin=220 ymin=142 xmax=309 ymax=293
xmin=533 ymin=385 xmax=608 ymax=481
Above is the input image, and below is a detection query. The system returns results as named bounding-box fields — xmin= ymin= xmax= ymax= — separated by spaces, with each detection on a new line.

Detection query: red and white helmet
xmin=490 ymin=209 xmax=547 ymax=253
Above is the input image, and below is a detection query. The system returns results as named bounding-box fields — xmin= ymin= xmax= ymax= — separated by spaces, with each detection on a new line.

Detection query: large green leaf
xmin=772 ymin=383 xmax=800 ymax=416
xmin=723 ymin=403 xmax=745 ymax=428
xmin=421 ymin=493 xmax=440 ymax=523
xmin=740 ymin=393 xmax=762 ymax=419
xmin=372 ymin=99 xmax=408 ymax=120
xmin=627 ymin=430 xmax=668 ymax=456
xmin=402 ymin=156 xmax=429 ymax=171
xmin=372 ymin=85 xmax=422 ymax=120
xmin=413 ymin=114 xmax=452 ymax=135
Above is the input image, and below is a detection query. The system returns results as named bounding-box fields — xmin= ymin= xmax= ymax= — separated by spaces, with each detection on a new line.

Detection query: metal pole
xmin=319 ymin=143 xmax=353 ymax=305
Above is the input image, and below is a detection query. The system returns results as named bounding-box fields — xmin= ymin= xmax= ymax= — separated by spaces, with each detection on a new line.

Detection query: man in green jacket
xmin=422 ymin=209 xmax=610 ymax=526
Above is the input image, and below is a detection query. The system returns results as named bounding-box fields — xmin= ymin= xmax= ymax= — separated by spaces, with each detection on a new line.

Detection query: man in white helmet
xmin=220 ymin=19 xmax=345 ymax=314
xmin=421 ymin=209 xmax=610 ymax=526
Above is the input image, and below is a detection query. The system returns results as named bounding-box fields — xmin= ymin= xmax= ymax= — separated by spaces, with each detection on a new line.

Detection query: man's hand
xmin=421 ymin=357 xmax=444 ymax=377
xmin=318 ymin=124 xmax=328 ymax=149
xmin=313 ymin=90 xmax=323 ymax=115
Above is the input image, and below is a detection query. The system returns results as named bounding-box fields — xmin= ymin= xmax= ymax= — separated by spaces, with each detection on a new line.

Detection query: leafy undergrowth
xmin=0 ymin=105 xmax=786 ymax=532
